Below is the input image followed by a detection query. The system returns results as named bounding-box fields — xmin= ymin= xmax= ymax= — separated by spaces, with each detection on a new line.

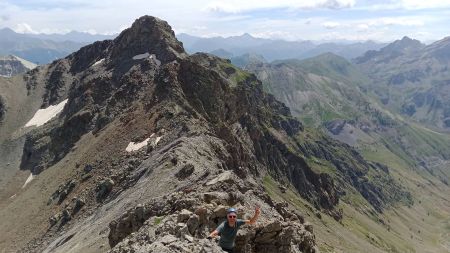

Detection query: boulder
xmin=73 ymin=197 xmax=85 ymax=213
xmin=96 ymin=178 xmax=115 ymax=199
xmin=54 ymin=179 xmax=77 ymax=204
xmin=186 ymin=214 xmax=200 ymax=235
xmin=278 ymin=185 xmax=287 ymax=193
xmin=177 ymin=209 xmax=193 ymax=223
xmin=212 ymin=205 xmax=227 ymax=218
xmin=304 ymin=222 xmax=314 ymax=233
xmin=61 ymin=209 xmax=71 ymax=223
xmin=194 ymin=207 xmax=208 ymax=224
xmin=175 ymin=164 xmax=195 ymax=180
xmin=49 ymin=213 xmax=61 ymax=226
xmin=83 ymin=164 xmax=93 ymax=173
xmin=206 ymin=171 xmax=233 ymax=186
xmin=135 ymin=204 xmax=146 ymax=220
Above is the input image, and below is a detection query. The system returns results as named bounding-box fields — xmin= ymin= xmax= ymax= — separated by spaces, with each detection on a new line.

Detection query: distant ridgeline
xmin=0 ymin=28 xmax=114 ymax=64
xmin=0 ymin=55 xmax=37 ymax=77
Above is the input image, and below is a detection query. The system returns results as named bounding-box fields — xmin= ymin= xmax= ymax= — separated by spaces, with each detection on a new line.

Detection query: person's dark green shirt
xmin=217 ymin=219 xmax=246 ymax=249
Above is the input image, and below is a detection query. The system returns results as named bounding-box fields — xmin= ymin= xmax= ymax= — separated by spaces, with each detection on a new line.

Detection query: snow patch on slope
xmin=126 ymin=134 xmax=163 ymax=152
xmin=126 ymin=138 xmax=150 ymax=152
xmin=154 ymin=136 xmax=162 ymax=146
xmin=132 ymin=53 xmax=150 ymax=60
xmin=25 ymin=99 xmax=68 ymax=127
xmin=22 ymin=173 xmax=34 ymax=188
xmin=92 ymin=58 xmax=104 ymax=66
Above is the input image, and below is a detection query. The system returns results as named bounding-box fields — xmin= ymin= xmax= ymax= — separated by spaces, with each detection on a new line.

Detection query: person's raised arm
xmin=246 ymin=206 xmax=261 ymax=225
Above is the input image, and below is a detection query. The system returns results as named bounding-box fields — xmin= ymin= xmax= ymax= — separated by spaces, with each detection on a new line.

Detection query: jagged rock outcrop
xmin=108 ymin=191 xmax=317 ymax=253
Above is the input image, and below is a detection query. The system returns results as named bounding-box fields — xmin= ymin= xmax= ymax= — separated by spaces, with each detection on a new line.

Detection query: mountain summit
xmin=384 ymin=36 xmax=424 ymax=53
xmin=110 ymin=16 xmax=186 ymax=63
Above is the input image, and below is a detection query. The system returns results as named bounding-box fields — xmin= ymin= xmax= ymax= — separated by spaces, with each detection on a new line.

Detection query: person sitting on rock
xmin=208 ymin=206 xmax=261 ymax=253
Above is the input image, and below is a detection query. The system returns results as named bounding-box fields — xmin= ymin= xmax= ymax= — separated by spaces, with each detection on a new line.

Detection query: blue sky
xmin=0 ymin=0 xmax=449 ymax=42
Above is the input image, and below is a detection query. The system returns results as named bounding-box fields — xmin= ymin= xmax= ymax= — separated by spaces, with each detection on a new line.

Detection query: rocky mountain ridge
xmin=0 ymin=16 xmax=357 ymax=253
xmin=0 ymin=16 xmax=446 ymax=253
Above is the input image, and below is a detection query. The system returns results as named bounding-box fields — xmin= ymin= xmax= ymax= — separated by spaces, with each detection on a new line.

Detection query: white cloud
xmin=13 ymin=23 xmax=71 ymax=34
xmin=380 ymin=17 xmax=424 ymax=26
xmin=323 ymin=21 xmax=340 ymax=29
xmin=357 ymin=16 xmax=426 ymax=29
xmin=399 ymin=0 xmax=450 ymax=9
xmin=360 ymin=0 xmax=450 ymax=11
xmin=206 ymin=0 xmax=355 ymax=13
xmin=83 ymin=29 xmax=98 ymax=35
xmin=14 ymin=23 xmax=36 ymax=34
xmin=252 ymin=30 xmax=296 ymax=40
xmin=357 ymin=24 xmax=369 ymax=31
xmin=0 ymin=0 xmax=448 ymax=42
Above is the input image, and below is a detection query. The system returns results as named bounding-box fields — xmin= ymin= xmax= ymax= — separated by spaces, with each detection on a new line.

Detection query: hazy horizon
xmin=1 ymin=0 xmax=449 ymax=43
xmin=0 ymin=25 xmax=441 ymax=45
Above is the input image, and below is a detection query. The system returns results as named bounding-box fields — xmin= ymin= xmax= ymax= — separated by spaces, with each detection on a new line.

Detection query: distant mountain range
xmin=0 ymin=28 xmax=384 ymax=66
xmin=245 ymin=48 xmax=450 ymax=204
xmin=0 ymin=28 xmax=115 ymax=64
xmin=355 ymin=36 xmax=450 ymax=130
xmin=28 ymin=31 xmax=115 ymax=43
xmin=177 ymin=33 xmax=387 ymax=61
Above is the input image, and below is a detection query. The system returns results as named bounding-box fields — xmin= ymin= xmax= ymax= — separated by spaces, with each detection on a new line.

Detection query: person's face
xmin=227 ymin=212 xmax=237 ymax=223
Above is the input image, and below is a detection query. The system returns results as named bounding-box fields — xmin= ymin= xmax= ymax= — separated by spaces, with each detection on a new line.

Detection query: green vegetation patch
xmin=154 ymin=216 xmax=164 ymax=226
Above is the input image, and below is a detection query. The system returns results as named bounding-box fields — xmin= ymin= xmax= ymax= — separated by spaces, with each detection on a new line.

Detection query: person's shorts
xmin=221 ymin=247 xmax=234 ymax=253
